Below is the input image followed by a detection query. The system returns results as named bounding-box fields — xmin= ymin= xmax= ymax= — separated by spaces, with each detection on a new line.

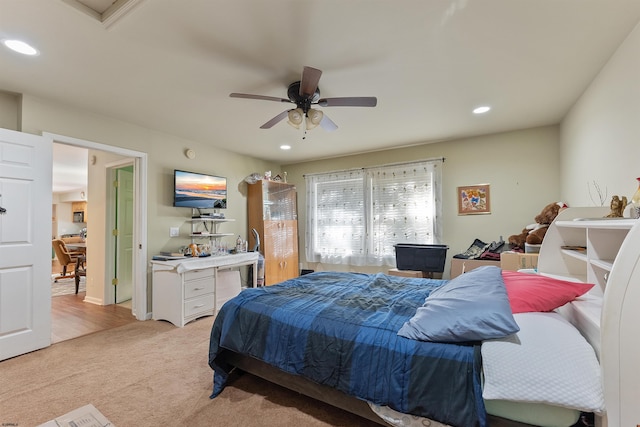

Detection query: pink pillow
xmin=501 ymin=270 xmax=595 ymax=313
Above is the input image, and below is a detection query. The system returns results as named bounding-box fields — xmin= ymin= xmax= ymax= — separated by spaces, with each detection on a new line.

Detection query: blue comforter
xmin=209 ymin=271 xmax=487 ymax=427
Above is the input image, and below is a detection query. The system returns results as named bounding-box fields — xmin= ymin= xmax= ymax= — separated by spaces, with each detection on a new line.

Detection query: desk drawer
xmin=183 ymin=268 xmax=214 ymax=282
xmin=184 ymin=294 xmax=214 ymax=318
xmin=184 ymin=277 xmax=214 ymax=299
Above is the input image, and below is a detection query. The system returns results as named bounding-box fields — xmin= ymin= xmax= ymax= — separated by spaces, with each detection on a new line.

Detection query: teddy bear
xmin=508 ymin=202 xmax=567 ymax=249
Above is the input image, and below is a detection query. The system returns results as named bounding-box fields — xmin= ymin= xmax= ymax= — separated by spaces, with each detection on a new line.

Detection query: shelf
xmin=590 ymin=258 xmax=615 ymax=271
xmin=556 ymin=218 xmax=636 ymax=230
xmin=560 ymin=248 xmax=588 ymax=262
xmin=188 ymin=218 xmax=235 ymax=223
xmin=188 ymin=215 xmax=236 ymax=245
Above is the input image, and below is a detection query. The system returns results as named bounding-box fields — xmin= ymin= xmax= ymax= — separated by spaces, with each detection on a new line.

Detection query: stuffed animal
xmin=508 ymin=202 xmax=567 ymax=249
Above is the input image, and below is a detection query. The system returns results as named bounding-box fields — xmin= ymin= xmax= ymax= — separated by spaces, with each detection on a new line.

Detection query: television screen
xmin=173 ymin=169 xmax=227 ymax=209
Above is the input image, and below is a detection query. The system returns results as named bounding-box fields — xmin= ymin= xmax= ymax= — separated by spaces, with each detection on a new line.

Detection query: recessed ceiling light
xmin=280 ymin=145 xmax=291 ymax=150
xmin=473 ymin=106 xmax=491 ymax=114
xmin=2 ymin=39 xmax=39 ymax=56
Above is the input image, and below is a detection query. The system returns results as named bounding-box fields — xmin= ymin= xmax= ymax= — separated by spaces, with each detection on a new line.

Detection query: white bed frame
xmin=537 ymin=206 xmax=640 ymax=427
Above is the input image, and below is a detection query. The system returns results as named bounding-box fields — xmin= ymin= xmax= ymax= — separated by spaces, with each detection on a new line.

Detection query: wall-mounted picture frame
xmin=457 ymin=184 xmax=491 ymax=215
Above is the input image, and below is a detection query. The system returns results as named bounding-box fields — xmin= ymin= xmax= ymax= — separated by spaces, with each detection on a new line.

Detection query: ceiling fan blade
xmin=319 ymin=114 xmax=338 ymax=132
xmin=230 ymin=93 xmax=291 ymax=103
xmin=260 ymin=110 xmax=290 ymax=129
xmin=317 ymin=97 xmax=377 ymax=107
xmin=300 ymin=66 xmax=322 ymax=98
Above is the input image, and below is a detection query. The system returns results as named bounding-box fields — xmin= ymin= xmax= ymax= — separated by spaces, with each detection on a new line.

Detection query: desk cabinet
xmin=152 ymin=267 xmax=215 ymax=327
xmin=151 ymin=253 xmax=258 ymax=327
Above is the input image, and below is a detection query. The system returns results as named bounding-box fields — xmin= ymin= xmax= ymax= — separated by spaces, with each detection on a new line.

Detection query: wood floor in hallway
xmin=51 ymin=292 xmax=137 ymax=344
xmin=51 ymin=259 xmax=137 ymax=344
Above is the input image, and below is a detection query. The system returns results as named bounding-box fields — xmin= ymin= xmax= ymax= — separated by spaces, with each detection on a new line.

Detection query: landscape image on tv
xmin=174 ymin=170 xmax=227 ymax=209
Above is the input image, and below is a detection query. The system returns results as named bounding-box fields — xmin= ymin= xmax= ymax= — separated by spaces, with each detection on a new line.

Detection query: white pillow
xmin=481 ymin=312 xmax=605 ymax=413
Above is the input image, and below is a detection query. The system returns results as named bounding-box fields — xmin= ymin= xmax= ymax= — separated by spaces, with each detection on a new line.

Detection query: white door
xmin=114 ymin=166 xmax=134 ymax=303
xmin=0 ymin=128 xmax=52 ymax=361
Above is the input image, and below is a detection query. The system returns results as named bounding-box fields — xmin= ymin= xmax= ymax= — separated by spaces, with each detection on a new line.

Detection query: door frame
xmin=105 ymin=160 xmax=134 ymax=306
xmin=44 ymin=132 xmax=149 ymax=320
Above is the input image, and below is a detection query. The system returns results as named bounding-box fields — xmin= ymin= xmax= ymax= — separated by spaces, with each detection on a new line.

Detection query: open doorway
xmin=51 ymin=143 xmax=89 ymax=295
xmin=46 ymin=132 xmax=148 ymax=327
xmin=51 ymin=143 xmax=141 ymax=342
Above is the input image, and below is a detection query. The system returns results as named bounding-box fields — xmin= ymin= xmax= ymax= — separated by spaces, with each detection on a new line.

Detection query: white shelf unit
xmin=540 ymin=208 xmax=635 ymax=297
xmin=537 ymin=207 xmax=640 ymax=426
xmin=188 ymin=217 xmax=235 ymax=247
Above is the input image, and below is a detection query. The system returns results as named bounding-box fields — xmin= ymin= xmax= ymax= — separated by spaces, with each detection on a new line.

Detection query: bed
xmin=209 ymin=208 xmax=640 ymax=427
xmin=209 ymin=271 xmax=487 ymax=426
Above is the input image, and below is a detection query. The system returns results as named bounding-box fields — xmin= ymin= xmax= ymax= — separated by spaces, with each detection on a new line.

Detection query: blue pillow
xmin=398 ymin=266 xmax=519 ymax=342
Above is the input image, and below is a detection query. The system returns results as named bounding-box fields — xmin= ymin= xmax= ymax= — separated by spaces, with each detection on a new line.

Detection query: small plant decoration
xmin=588 ymin=181 xmax=608 ymax=207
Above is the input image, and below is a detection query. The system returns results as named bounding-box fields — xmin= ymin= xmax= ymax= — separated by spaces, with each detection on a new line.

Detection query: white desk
xmin=150 ymin=252 xmax=259 ymax=327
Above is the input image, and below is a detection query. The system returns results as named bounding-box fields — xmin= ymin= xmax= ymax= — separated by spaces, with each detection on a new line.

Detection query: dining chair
xmin=52 ymin=239 xmax=84 ymax=282
xmin=74 ymin=255 xmax=86 ymax=294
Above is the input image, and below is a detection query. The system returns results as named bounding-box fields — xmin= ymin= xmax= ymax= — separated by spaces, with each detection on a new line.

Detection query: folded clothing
xmin=453 ymin=238 xmax=490 ymax=259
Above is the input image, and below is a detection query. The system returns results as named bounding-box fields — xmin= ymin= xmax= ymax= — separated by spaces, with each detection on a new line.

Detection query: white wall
xmin=53 ymin=202 xmax=83 ymax=238
xmin=561 ymin=21 xmax=640 ymax=208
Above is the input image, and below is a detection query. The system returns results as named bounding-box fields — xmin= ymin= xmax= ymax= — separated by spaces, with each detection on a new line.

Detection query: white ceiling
xmin=2 ymin=0 xmax=640 ymax=165
xmin=52 ymin=143 xmax=88 ymax=193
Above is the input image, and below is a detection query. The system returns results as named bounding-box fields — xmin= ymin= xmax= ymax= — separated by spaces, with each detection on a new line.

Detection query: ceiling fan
xmin=229 ymin=66 xmax=377 ymax=132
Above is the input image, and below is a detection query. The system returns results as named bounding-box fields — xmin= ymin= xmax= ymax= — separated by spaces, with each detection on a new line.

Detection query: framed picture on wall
xmin=457 ymin=184 xmax=491 ymax=215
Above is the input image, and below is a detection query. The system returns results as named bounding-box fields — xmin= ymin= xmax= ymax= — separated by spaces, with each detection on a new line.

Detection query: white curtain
xmin=367 ymin=161 xmax=442 ymax=266
xmin=305 ymin=169 xmax=367 ymax=265
xmin=305 ymin=159 xmax=442 ymax=267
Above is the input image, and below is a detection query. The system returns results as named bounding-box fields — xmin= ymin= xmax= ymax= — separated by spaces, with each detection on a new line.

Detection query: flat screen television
xmin=173 ymin=169 xmax=227 ymax=209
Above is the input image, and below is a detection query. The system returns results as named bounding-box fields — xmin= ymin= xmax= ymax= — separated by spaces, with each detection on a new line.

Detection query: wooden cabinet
xmin=71 ymin=201 xmax=87 ymax=222
xmin=248 ymin=180 xmax=299 ymax=285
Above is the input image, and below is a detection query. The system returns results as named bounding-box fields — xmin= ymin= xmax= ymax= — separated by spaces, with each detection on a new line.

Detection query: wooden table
xmin=65 ymin=241 xmax=86 ymax=254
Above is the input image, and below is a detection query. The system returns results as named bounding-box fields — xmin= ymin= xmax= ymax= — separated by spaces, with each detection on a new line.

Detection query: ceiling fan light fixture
xmin=287 ymin=108 xmax=304 ymax=129
xmin=306 ymin=109 xmax=323 ymax=130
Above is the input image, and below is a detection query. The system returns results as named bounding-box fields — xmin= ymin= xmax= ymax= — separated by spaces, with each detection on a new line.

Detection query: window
xmin=305 ymin=159 xmax=442 ymax=266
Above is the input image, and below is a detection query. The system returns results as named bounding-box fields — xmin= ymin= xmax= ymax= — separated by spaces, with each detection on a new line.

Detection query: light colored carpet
xmin=0 ymin=317 xmax=379 ymax=427
xmin=51 ymin=275 xmax=86 ymax=296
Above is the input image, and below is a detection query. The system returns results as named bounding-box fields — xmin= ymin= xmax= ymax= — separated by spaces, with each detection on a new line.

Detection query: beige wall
xmin=283 ymin=125 xmax=561 ymax=277
xmin=18 ymin=94 xmax=279 ymax=248
xmin=84 ymin=150 xmax=128 ymax=304
xmin=15 ymin=94 xmax=279 ymax=306
xmin=0 ymin=91 xmax=20 ymax=131
xmin=561 ymin=20 xmax=640 ymax=208
xmin=12 ymin=89 xmax=561 ymax=282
